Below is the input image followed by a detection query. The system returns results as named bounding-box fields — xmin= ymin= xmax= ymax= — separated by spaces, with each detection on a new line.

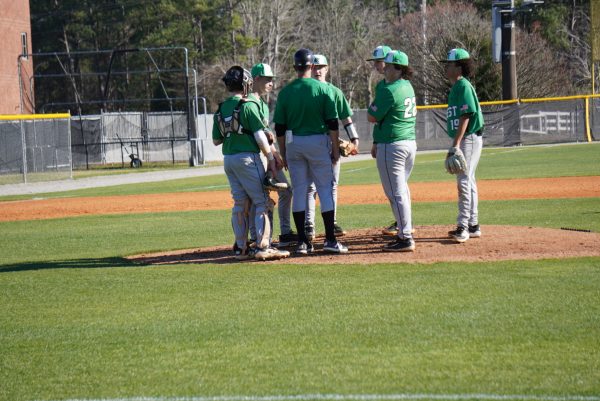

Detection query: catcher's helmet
xmin=222 ymin=66 xmax=253 ymax=92
xmin=294 ymin=48 xmax=314 ymax=67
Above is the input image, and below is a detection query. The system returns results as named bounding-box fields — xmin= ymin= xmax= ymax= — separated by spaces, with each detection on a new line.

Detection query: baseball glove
xmin=338 ymin=138 xmax=355 ymax=157
xmin=445 ymin=147 xmax=467 ymax=174
xmin=263 ymin=176 xmax=289 ymax=192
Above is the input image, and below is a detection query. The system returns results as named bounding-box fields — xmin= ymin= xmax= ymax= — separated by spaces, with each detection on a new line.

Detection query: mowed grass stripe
xmin=37 ymin=392 xmax=600 ymax=401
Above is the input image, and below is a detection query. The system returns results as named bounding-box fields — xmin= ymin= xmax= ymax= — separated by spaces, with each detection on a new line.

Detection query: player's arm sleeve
xmin=212 ymin=113 xmax=223 ymax=145
xmin=253 ymin=129 xmax=274 ymax=160
xmin=241 ymin=103 xmax=267 ymax=133
xmin=323 ymin=87 xmax=339 ymax=121
xmin=456 ymin=85 xmax=477 ymax=117
xmin=344 ymin=122 xmax=358 ymax=140
xmin=367 ymin=87 xmax=393 ymax=121
xmin=212 ymin=114 xmax=221 ymax=139
xmin=337 ymin=88 xmax=353 ymax=120
xmin=275 ymin=123 xmax=287 ymax=137
xmin=325 ymin=118 xmax=339 ymax=131
xmin=273 ymin=97 xmax=285 ymax=126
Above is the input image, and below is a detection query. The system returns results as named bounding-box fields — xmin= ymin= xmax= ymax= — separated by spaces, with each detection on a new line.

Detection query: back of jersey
xmin=274 ymin=78 xmax=337 ymax=135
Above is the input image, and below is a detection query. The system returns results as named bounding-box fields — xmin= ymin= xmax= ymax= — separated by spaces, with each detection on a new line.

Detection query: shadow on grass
xmin=0 ymin=257 xmax=137 ymax=273
xmin=128 ymin=247 xmax=237 ymax=265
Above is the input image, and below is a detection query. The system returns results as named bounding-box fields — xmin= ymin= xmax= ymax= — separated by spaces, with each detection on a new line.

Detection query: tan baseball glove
xmin=338 ymin=139 xmax=356 ymax=157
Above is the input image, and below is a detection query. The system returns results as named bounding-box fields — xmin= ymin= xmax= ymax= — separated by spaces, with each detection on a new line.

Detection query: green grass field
xmin=0 ymin=143 xmax=599 ymax=401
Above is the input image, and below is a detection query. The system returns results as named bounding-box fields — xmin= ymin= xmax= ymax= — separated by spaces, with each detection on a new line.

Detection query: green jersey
xmin=446 ymin=77 xmax=484 ymax=138
xmin=212 ymin=95 xmax=266 ymax=155
xmin=368 ymin=78 xmax=417 ymax=143
xmin=323 ymin=82 xmax=352 ymax=120
xmin=248 ymin=92 xmax=270 ymax=126
xmin=273 ymin=78 xmax=338 ymax=136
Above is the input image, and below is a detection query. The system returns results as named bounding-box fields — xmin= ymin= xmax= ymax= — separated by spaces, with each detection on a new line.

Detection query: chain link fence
xmin=0 ymin=115 xmax=71 ymax=184
xmin=197 ymin=95 xmax=597 ymax=162
xmin=1 ymin=96 xmax=598 ymax=184
xmin=71 ymin=111 xmax=191 ymax=169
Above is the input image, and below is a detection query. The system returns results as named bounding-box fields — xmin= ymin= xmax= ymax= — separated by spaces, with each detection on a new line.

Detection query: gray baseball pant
xmin=457 ymin=134 xmax=482 ymax=228
xmin=224 ymin=152 xmax=272 ymax=250
xmin=305 ymin=158 xmax=340 ymax=225
xmin=376 ymin=140 xmax=416 ymax=240
xmin=287 ymin=134 xmax=335 ymax=214
xmin=249 ymin=160 xmax=293 ymax=240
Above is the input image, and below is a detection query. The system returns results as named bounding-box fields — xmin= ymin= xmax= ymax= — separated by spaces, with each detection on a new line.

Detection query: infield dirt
xmin=4 ymin=175 xmax=600 ymax=265
xmin=1 ymin=176 xmax=599 ymax=222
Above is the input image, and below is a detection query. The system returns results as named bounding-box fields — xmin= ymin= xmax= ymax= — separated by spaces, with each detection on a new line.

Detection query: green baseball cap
xmin=367 ymin=45 xmax=392 ymax=61
xmin=441 ymin=48 xmax=470 ymax=62
xmin=251 ymin=63 xmax=275 ymax=78
xmin=313 ymin=54 xmax=328 ymax=66
xmin=384 ymin=50 xmax=409 ymax=66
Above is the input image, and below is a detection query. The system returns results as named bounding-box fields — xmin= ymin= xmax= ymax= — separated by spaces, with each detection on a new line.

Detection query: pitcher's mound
xmin=127 ymin=225 xmax=600 ymax=265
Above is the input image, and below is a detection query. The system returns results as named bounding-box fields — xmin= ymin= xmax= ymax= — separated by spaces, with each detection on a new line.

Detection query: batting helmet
xmin=294 ymin=48 xmax=314 ymax=67
xmin=222 ymin=66 xmax=253 ymax=93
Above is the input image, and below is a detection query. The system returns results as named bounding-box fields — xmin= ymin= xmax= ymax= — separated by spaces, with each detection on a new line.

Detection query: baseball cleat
xmin=468 ymin=224 xmax=481 ymax=238
xmin=233 ymin=243 xmax=255 ymax=260
xmin=255 ymin=247 xmax=290 ymax=261
xmin=305 ymin=223 xmax=315 ymax=242
xmin=333 ymin=223 xmax=347 ymax=236
xmin=295 ymin=241 xmax=314 ymax=255
xmin=382 ymin=222 xmax=398 ymax=236
xmin=449 ymin=226 xmax=469 ymax=243
xmin=383 ymin=222 xmax=415 ymax=236
xmin=383 ymin=238 xmax=415 ymax=252
xmin=278 ymin=231 xmax=299 ymax=247
xmin=323 ymin=240 xmax=348 ymax=254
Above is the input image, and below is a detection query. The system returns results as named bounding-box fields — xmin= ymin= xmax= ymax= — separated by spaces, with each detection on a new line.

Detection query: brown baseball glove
xmin=338 ymin=138 xmax=355 ymax=157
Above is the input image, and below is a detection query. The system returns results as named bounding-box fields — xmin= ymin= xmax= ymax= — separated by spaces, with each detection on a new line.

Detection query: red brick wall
xmin=0 ymin=0 xmax=33 ymax=114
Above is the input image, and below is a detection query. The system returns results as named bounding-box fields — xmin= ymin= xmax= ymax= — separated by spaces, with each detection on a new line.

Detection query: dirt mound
xmin=127 ymin=225 xmax=600 ymax=265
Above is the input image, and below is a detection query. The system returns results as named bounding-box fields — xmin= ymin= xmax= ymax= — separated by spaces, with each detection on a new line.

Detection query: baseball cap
xmin=251 ymin=63 xmax=275 ymax=78
xmin=313 ymin=54 xmax=328 ymax=66
xmin=384 ymin=50 xmax=409 ymax=66
xmin=367 ymin=45 xmax=392 ymax=61
xmin=441 ymin=48 xmax=470 ymax=62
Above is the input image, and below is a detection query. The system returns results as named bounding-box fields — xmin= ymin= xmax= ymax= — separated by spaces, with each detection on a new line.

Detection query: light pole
xmin=492 ymin=0 xmax=543 ymax=100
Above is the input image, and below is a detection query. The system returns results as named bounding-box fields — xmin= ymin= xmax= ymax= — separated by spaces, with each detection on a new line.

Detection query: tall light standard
xmin=492 ymin=0 xmax=543 ymax=100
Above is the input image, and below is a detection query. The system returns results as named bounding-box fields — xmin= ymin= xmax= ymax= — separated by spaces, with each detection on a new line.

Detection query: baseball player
xmin=367 ymin=50 xmax=417 ymax=252
xmin=274 ymin=48 xmax=348 ymax=254
xmin=367 ymin=45 xmax=392 ymax=75
xmin=212 ymin=65 xmax=289 ymax=261
xmin=441 ymin=48 xmax=484 ymax=243
xmin=367 ymin=45 xmax=401 ymax=237
xmin=304 ymin=54 xmax=359 ymax=240
xmin=247 ymin=63 xmax=298 ymax=248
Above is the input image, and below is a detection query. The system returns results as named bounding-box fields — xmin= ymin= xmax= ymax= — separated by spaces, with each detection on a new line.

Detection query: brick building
xmin=0 ymin=0 xmax=33 ymax=114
